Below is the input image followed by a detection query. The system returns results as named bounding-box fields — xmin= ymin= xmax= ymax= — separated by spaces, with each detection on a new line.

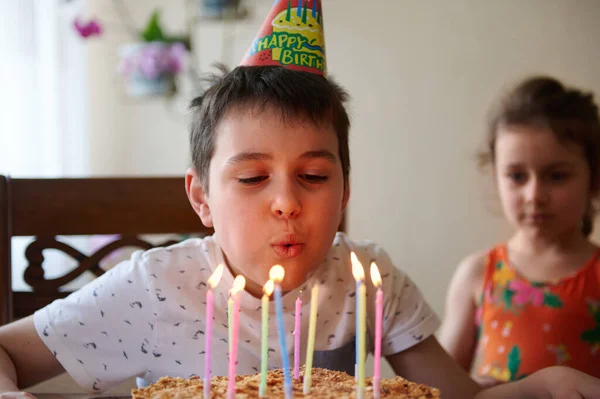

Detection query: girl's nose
xmin=525 ymin=178 xmax=549 ymax=205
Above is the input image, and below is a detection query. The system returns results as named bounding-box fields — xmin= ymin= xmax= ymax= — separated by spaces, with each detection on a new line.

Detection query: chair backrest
xmin=0 ymin=176 xmax=212 ymax=325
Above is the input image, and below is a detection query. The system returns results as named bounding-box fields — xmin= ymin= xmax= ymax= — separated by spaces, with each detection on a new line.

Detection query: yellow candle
xmin=260 ymin=280 xmax=274 ymax=397
xmin=303 ymin=283 xmax=319 ymax=394
xmin=351 ymin=252 xmax=366 ymax=399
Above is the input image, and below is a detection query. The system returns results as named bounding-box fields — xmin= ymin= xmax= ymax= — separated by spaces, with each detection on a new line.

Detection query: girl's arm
xmin=0 ymin=316 xmax=64 ymax=391
xmin=386 ymin=335 xmax=482 ymax=397
xmin=438 ymin=251 xmax=486 ymax=371
xmin=386 ymin=336 xmax=600 ymax=398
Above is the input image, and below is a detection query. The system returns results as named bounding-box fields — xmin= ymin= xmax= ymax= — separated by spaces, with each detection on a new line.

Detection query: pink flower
xmin=73 ymin=17 xmax=103 ymax=39
xmin=508 ymin=280 xmax=545 ymax=307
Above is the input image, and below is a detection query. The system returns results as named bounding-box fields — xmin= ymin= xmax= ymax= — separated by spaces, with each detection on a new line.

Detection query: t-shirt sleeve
xmin=33 ymin=250 xmax=156 ymax=392
xmin=362 ymin=245 xmax=440 ymax=356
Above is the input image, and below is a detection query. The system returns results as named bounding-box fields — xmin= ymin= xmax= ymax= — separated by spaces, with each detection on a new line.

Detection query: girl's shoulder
xmin=453 ymin=244 xmax=503 ymax=302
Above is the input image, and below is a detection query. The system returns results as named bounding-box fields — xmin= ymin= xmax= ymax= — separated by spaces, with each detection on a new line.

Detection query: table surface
xmin=37 ymin=395 xmax=130 ymax=399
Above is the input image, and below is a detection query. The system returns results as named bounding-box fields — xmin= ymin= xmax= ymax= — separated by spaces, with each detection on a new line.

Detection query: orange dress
xmin=473 ymin=244 xmax=600 ymax=381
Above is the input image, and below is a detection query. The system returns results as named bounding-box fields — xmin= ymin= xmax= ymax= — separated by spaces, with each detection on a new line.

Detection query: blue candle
xmin=297 ymin=0 xmax=302 ymax=16
xmin=270 ymin=265 xmax=293 ymax=399
xmin=312 ymin=0 xmax=317 ymax=18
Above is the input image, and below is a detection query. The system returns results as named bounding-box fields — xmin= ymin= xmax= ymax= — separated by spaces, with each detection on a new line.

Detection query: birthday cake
xmin=131 ymin=367 xmax=441 ymax=398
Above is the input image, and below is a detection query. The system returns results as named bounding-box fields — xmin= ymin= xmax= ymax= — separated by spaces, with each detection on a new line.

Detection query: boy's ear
xmin=341 ymin=180 xmax=350 ymax=212
xmin=185 ymin=168 xmax=213 ymax=228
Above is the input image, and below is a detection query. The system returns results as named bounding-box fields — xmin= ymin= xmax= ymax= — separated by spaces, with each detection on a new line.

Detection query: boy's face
xmin=186 ymin=107 xmax=349 ymax=296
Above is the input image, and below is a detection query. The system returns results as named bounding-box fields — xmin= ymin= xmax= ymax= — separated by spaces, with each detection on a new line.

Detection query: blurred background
xmin=2 ymin=0 xmax=600 ymax=392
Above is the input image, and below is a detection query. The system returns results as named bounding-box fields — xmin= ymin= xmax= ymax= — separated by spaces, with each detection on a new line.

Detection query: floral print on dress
xmin=473 ymin=244 xmax=600 ymax=382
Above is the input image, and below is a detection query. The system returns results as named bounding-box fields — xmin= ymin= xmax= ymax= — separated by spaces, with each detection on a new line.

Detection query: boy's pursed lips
xmin=271 ymin=233 xmax=305 ymax=258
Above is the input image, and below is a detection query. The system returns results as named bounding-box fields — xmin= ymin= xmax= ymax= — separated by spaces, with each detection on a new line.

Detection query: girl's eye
xmin=238 ymin=176 xmax=267 ymax=185
xmin=301 ymin=174 xmax=328 ymax=183
xmin=549 ymin=171 xmax=569 ymax=182
xmin=508 ymin=172 xmax=527 ymax=183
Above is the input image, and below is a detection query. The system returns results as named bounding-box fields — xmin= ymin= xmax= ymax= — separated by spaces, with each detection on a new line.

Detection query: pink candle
xmin=294 ymin=293 xmax=302 ymax=379
xmin=227 ymin=275 xmax=246 ymax=399
xmin=370 ymin=262 xmax=383 ymax=399
xmin=204 ymin=264 xmax=224 ymax=399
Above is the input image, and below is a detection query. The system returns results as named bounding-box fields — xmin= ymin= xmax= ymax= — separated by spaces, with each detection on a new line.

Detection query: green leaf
xmin=507 ymin=346 xmax=521 ymax=380
xmin=581 ymin=327 xmax=600 ymax=344
xmin=591 ymin=305 xmax=600 ymax=324
xmin=543 ymin=293 xmax=563 ymax=308
xmin=141 ymin=10 xmax=166 ymax=42
xmin=502 ymin=288 xmax=515 ymax=309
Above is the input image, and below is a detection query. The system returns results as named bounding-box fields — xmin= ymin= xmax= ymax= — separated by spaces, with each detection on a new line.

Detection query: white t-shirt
xmin=34 ymin=232 xmax=439 ymax=392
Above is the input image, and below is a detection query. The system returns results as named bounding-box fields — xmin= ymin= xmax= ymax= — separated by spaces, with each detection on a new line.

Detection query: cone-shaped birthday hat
xmin=240 ymin=0 xmax=327 ymax=77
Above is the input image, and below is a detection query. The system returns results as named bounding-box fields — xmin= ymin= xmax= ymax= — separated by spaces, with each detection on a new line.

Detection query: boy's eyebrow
xmin=226 ymin=152 xmax=273 ymax=166
xmin=226 ymin=150 xmax=338 ymax=165
xmin=300 ymin=150 xmax=337 ymax=164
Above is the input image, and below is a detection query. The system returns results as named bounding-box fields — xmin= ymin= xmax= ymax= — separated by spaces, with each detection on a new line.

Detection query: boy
xmin=0 ymin=1 xmax=599 ymax=398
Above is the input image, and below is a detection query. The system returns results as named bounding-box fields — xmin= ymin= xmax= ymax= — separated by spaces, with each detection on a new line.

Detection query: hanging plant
xmin=74 ymin=7 xmax=191 ymax=98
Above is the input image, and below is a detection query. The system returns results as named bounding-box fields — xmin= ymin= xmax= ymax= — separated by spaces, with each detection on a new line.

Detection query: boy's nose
xmin=271 ymin=185 xmax=301 ymax=219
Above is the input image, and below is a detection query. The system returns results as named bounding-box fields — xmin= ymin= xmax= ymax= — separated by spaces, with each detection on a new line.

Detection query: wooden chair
xmin=0 ymin=176 xmax=212 ymax=325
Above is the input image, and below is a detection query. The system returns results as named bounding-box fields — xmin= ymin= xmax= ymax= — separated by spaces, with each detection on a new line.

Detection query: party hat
xmin=240 ymin=0 xmax=327 ymax=77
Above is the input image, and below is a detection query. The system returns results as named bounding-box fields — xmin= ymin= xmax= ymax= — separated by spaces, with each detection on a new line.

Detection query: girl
xmin=440 ymin=76 xmax=600 ymax=387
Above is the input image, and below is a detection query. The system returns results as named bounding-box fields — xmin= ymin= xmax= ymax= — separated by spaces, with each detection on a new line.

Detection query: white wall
xmin=83 ymin=0 xmax=600 ymax=380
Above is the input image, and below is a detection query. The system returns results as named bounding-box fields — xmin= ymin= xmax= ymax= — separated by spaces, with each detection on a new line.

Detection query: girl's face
xmin=494 ymin=125 xmax=593 ymax=240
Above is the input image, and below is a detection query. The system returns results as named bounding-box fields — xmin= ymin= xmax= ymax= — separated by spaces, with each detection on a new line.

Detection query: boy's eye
xmin=238 ymin=176 xmax=268 ymax=185
xmin=301 ymin=174 xmax=328 ymax=183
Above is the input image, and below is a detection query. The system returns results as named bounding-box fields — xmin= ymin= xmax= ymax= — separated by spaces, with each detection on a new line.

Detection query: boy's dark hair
xmin=481 ymin=76 xmax=600 ymax=235
xmin=189 ymin=65 xmax=351 ymax=192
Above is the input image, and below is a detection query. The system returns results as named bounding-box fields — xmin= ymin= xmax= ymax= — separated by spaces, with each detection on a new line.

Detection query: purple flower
xmin=138 ymin=42 xmax=170 ymax=79
xmin=166 ymin=42 xmax=187 ymax=74
xmin=118 ymin=42 xmax=188 ymax=80
xmin=73 ymin=17 xmax=103 ymax=38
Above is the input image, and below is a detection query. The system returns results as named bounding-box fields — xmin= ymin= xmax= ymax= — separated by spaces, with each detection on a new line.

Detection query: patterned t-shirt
xmin=34 ymin=232 xmax=439 ymax=392
xmin=473 ymin=244 xmax=600 ymax=382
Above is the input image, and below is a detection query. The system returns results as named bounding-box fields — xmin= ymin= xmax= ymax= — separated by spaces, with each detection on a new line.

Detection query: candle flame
xmin=263 ymin=279 xmax=274 ymax=296
xmin=350 ymin=252 xmax=365 ymax=281
xmin=231 ymin=275 xmax=246 ymax=295
xmin=370 ymin=262 xmax=382 ymax=288
xmin=269 ymin=265 xmax=285 ymax=282
xmin=207 ymin=264 xmax=225 ymax=289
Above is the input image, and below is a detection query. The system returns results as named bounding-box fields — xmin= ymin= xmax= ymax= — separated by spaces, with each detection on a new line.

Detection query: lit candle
xmin=294 ymin=292 xmax=302 ymax=380
xmin=370 ymin=262 xmax=383 ymax=399
xmin=353 ymin=253 xmax=361 ymax=380
xmin=269 ymin=265 xmax=293 ymax=399
xmin=227 ymin=275 xmax=246 ymax=399
xmin=302 ymin=283 xmax=319 ymax=394
xmin=204 ymin=264 xmax=224 ymax=399
xmin=351 ymin=252 xmax=366 ymax=399
xmin=355 ymin=277 xmax=361 ymax=380
xmin=260 ymin=280 xmax=274 ymax=398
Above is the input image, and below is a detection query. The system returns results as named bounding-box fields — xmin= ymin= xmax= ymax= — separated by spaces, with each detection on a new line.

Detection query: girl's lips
xmin=272 ymin=244 xmax=305 ymax=258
